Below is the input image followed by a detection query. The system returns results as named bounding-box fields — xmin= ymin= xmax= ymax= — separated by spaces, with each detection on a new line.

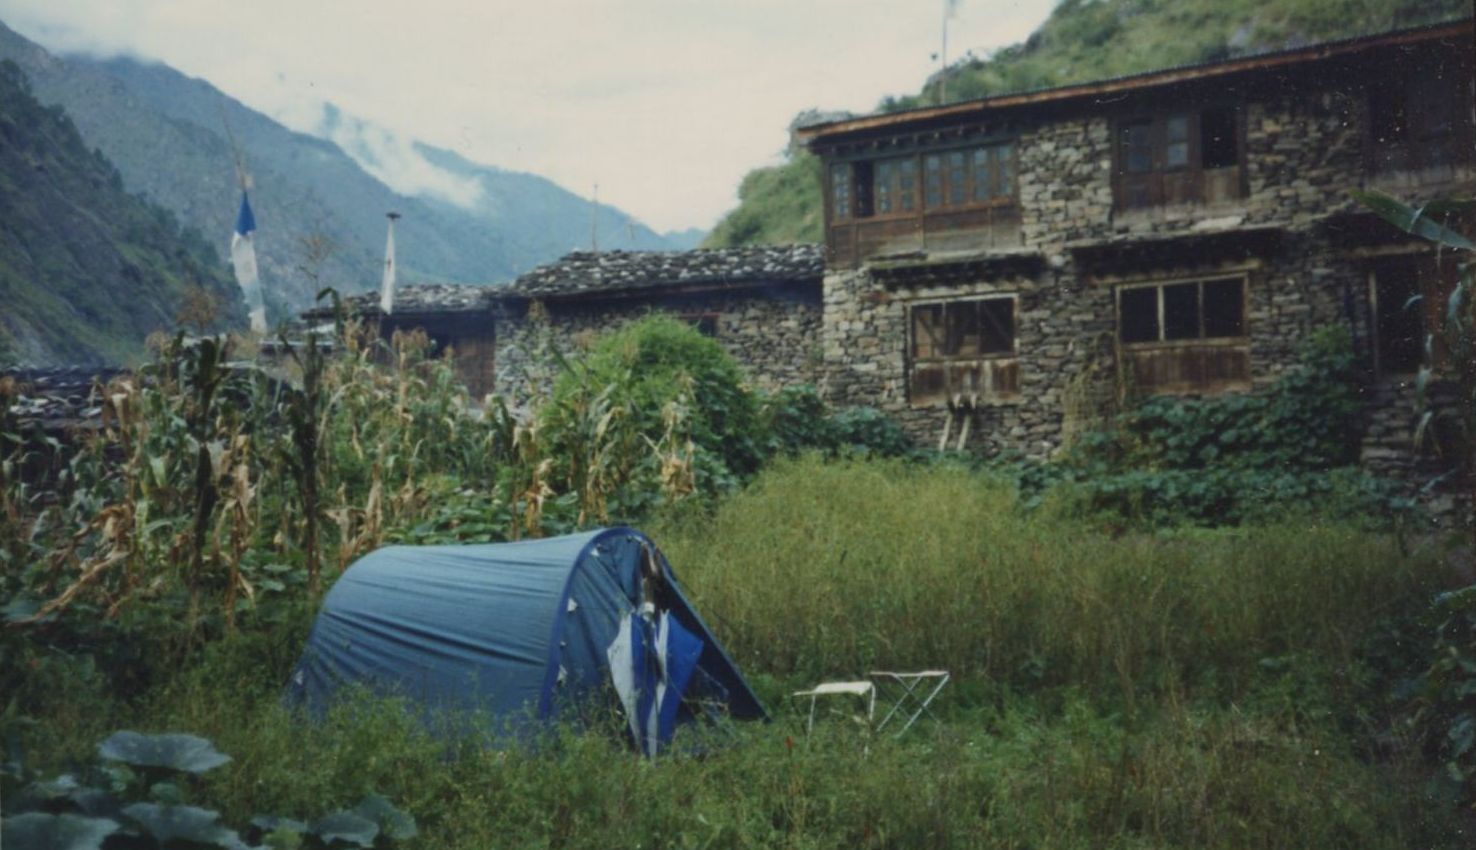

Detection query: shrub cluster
xmin=1011 ymin=326 xmax=1414 ymax=527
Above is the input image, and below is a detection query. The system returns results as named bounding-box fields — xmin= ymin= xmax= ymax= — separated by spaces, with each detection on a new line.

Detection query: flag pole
xmin=940 ymin=1 xmax=951 ymax=105
xmin=380 ymin=211 xmax=401 ymax=315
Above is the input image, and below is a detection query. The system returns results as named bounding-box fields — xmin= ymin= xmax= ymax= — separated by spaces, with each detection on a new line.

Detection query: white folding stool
xmin=868 ymin=670 xmax=950 ymax=735
xmin=792 ymin=680 xmax=876 ymax=733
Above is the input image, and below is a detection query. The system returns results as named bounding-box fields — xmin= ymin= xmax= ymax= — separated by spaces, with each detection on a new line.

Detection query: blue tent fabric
xmin=287 ymin=527 xmax=765 ymax=743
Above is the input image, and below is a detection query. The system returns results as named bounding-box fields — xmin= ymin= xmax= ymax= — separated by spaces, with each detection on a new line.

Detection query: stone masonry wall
xmin=493 ymin=286 xmax=822 ymax=408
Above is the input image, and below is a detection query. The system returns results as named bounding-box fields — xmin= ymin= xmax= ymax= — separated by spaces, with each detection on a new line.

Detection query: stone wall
xmin=493 ymin=285 xmax=822 ymax=408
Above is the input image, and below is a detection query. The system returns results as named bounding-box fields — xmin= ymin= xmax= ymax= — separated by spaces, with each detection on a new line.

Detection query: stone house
xmin=796 ymin=18 xmax=1474 ymax=476
xmin=488 ymin=245 xmax=824 ymax=401
xmin=308 ymin=244 xmax=824 ymax=403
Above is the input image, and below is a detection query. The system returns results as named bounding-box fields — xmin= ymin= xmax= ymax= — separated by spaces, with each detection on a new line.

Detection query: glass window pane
xmin=898 ymin=158 xmax=917 ymax=211
xmin=996 ymin=144 xmax=1014 ymax=197
xmin=875 ymin=160 xmax=893 ymax=214
xmin=971 ymin=148 xmax=990 ymax=202
xmin=1162 ymin=282 xmax=1200 ymax=340
xmin=1166 ymin=115 xmax=1190 ymax=141
xmin=1166 ymin=141 xmax=1189 ymax=168
xmin=1119 ymin=287 xmax=1159 ymax=343
xmin=1122 ymin=121 xmax=1153 ymax=173
xmin=947 ymin=151 xmax=966 ymax=206
xmin=830 ymin=163 xmax=850 ymax=219
xmin=924 ymin=154 xmax=943 ymax=209
xmin=1202 ymin=278 xmax=1245 ymax=338
xmin=978 ymin=298 xmax=1015 ymax=353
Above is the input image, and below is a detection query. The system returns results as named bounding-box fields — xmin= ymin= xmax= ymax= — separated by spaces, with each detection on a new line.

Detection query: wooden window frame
xmin=1113 ymin=107 xmax=1243 ymax=209
xmin=841 ymin=143 xmax=1018 ymax=223
xmin=922 ymin=142 xmax=1018 ymax=212
xmin=906 ymin=294 xmax=1019 ymax=405
xmin=1115 ymin=275 xmax=1249 ymax=349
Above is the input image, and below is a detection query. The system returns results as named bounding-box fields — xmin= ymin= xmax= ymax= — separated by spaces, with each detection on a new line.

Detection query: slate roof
xmin=2 ymin=367 xmax=128 ymax=430
xmin=301 ymin=283 xmax=494 ymax=319
xmin=497 ymin=244 xmax=825 ymax=300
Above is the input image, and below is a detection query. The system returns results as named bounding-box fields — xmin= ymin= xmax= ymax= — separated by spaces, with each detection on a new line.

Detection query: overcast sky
xmin=0 ymin=0 xmax=1058 ymax=233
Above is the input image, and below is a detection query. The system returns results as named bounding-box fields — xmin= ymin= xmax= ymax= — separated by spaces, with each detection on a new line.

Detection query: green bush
xmin=1008 ymin=326 xmax=1411 ymax=528
xmin=761 ymin=385 xmax=915 ymax=459
xmin=541 ymin=315 xmax=765 ymax=493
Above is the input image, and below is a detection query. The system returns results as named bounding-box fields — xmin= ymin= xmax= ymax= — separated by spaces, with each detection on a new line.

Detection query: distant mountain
xmin=706 ymin=0 xmax=1470 ymax=247
xmin=0 ymin=20 xmax=699 ymax=322
xmin=0 ymin=60 xmax=240 ymax=366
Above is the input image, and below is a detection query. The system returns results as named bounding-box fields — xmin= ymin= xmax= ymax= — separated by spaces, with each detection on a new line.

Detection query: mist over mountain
xmin=316 ymin=103 xmax=701 ymax=261
xmin=0 ymin=20 xmax=703 ymax=324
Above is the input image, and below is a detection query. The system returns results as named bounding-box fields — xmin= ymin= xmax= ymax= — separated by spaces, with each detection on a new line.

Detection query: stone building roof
xmin=497 ymin=244 xmax=824 ymax=301
xmin=302 ymin=283 xmax=494 ymax=319
xmin=2 ymin=367 xmax=127 ymax=430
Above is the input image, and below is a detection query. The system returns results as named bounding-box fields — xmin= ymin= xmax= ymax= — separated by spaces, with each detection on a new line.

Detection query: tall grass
xmin=7 ymin=456 xmax=1467 ymax=848
xmin=657 ymin=457 xmax=1453 ymax=703
xmin=18 ymin=674 xmax=1456 ymax=850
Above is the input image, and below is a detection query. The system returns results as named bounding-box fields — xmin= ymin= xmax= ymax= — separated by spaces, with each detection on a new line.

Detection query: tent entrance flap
xmin=607 ymin=608 xmax=705 ymax=756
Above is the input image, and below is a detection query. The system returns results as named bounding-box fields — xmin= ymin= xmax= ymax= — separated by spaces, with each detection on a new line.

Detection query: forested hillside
xmin=0 ymin=61 xmax=239 ymax=366
xmin=704 ymin=0 xmax=1470 ymax=248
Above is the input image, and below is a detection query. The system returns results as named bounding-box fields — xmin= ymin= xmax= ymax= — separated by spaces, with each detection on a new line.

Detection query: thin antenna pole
xmin=940 ymin=1 xmax=949 ymax=105
xmin=218 ymin=99 xmax=248 ymax=190
xmin=591 ymin=183 xmax=599 ymax=252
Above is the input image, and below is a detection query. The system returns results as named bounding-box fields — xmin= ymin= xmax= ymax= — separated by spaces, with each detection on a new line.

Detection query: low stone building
xmin=798 ymin=18 xmax=1474 ymax=472
xmin=490 ymin=246 xmax=823 ymax=401
xmin=312 ymin=245 xmax=825 ymax=403
xmin=302 ymin=283 xmax=499 ymax=398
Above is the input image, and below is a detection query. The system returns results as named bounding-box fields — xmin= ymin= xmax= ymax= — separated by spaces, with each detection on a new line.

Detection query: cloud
xmin=316 ymin=104 xmax=484 ymax=209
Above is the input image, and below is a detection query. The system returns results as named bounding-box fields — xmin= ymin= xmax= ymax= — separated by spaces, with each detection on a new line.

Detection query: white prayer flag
xmin=230 ymin=191 xmax=267 ymax=333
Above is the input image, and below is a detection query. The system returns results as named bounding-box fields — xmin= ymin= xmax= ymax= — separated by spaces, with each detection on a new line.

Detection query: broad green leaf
xmin=97 ymin=732 xmax=231 ymax=774
xmin=310 ymin=810 xmax=379 ymax=847
xmin=121 ymin=803 xmax=242 ymax=848
xmin=1 ymin=812 xmax=119 ymax=850
xmin=1351 ymin=189 xmax=1476 ymax=251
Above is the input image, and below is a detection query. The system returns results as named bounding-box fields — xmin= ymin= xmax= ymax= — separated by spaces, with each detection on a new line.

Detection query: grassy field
xmin=7 ymin=457 xmax=1469 ymax=848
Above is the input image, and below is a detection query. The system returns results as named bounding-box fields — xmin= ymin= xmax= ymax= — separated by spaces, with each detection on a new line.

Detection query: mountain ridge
xmin=0 ymin=20 xmax=702 ymax=322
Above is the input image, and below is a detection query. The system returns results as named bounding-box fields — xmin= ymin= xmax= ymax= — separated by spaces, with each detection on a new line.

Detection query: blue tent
xmin=287 ymin=527 xmax=765 ymax=750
